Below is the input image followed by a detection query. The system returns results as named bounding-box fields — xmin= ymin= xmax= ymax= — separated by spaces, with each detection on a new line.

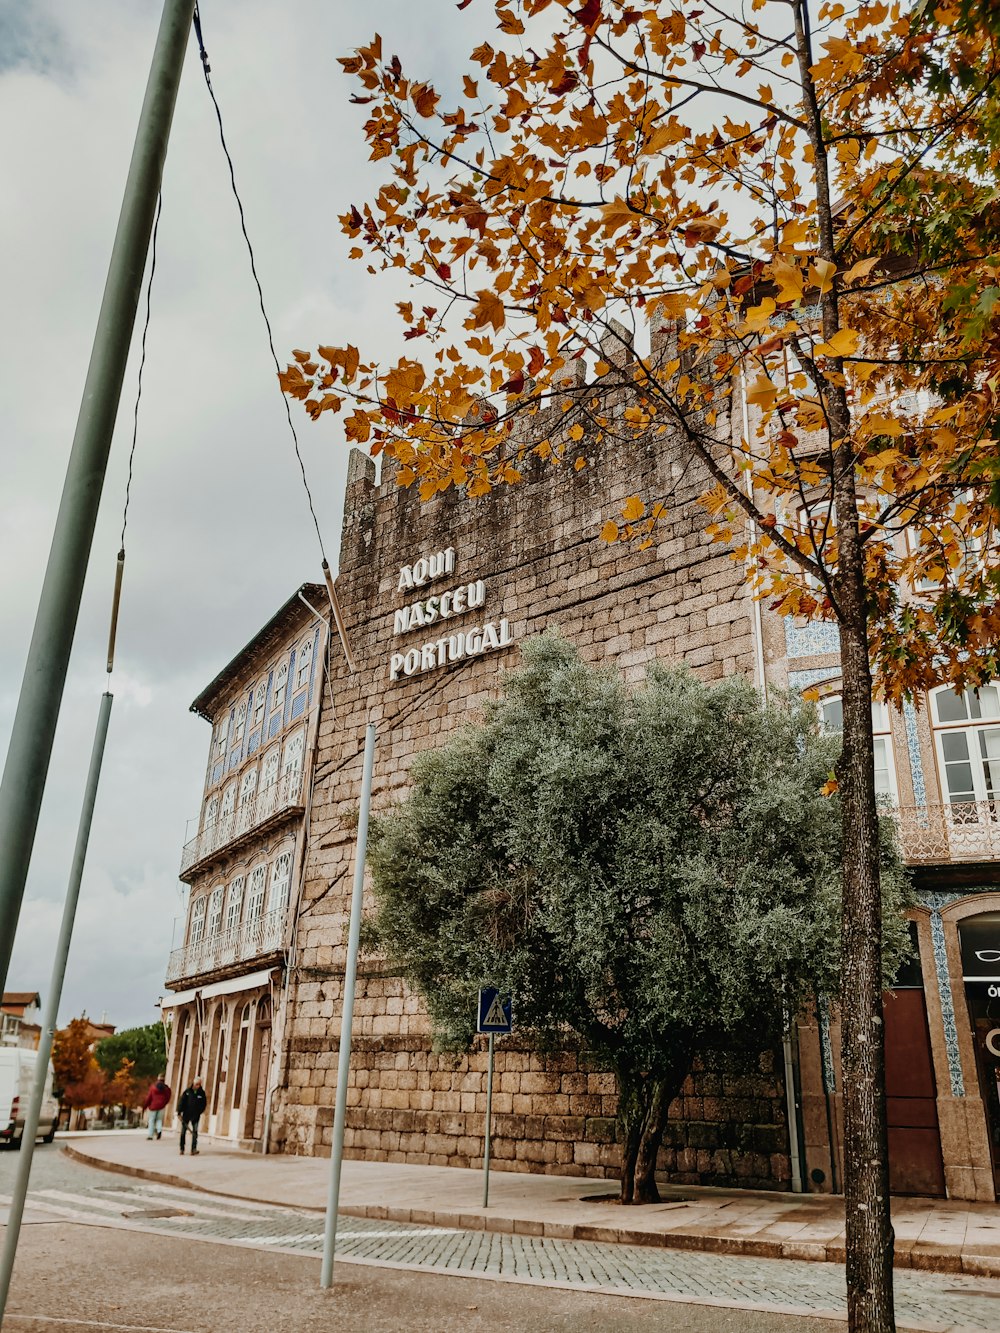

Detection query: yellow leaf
xmin=744 ymin=298 xmax=776 ymax=332
xmin=814 ymin=327 xmax=860 ymax=358
xmin=574 ymin=456 xmax=587 ymax=471
xmin=569 ymin=423 xmax=585 ymax=441
xmin=809 ymin=258 xmax=837 ymax=295
xmin=842 ymin=256 xmax=879 ymax=284
xmin=622 ymin=495 xmax=645 ymax=522
xmin=770 ymin=259 xmax=803 ymax=302
xmin=746 ymin=376 xmax=778 ymax=409
xmin=600 ymin=520 xmax=620 ymax=543
xmin=344 ymin=410 xmax=372 ymax=443
xmin=470 ymin=290 xmax=506 ymax=332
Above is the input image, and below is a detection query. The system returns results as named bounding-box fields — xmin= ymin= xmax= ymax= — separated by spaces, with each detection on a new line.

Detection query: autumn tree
xmin=51 ymin=1018 xmax=108 ymax=1115
xmin=286 ymin=3 xmax=1000 ymax=1328
xmin=366 ymin=636 xmax=911 ymax=1202
xmin=107 ymin=1058 xmax=140 ymax=1114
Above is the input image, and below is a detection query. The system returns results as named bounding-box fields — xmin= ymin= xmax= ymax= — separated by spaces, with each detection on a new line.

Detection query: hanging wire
xmin=191 ymin=2 xmax=328 ymax=566
xmin=107 ymin=190 xmax=163 ymax=677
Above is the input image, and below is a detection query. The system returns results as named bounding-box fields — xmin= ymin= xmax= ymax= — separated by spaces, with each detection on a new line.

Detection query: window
xmin=261 ymin=748 xmax=280 ymax=792
xmin=283 ymin=730 xmax=304 ymax=782
xmin=207 ymin=885 xmax=225 ymax=937
xmin=220 ymin=782 xmax=236 ymax=825
xmin=932 ymin=686 xmax=1000 ymax=807
xmin=797 ymin=500 xmax=835 ymax=592
xmin=296 ymin=637 xmax=313 ymax=690
xmin=189 ymin=895 xmax=207 ymax=946
xmin=225 ymin=876 xmax=244 ymax=933
xmin=233 ymin=699 xmax=248 ymax=746
xmin=818 ymin=694 xmax=898 ymax=802
xmin=246 ymin=865 xmax=267 ymax=922
xmin=252 ymin=681 xmax=266 ymax=729
xmin=202 ymin=795 xmax=219 ymax=834
xmin=238 ymin=765 xmax=258 ymax=810
xmin=272 ymin=662 xmax=288 ymax=713
xmin=269 ymin=851 xmax=293 ymax=914
xmin=214 ymin=718 xmax=229 ymax=759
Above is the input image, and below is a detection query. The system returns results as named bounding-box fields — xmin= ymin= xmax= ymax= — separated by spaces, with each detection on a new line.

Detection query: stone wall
xmin=272 ymin=380 xmax=793 ymax=1189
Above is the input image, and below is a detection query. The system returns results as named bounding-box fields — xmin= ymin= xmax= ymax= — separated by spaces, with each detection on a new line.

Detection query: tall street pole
xmin=0 ymin=0 xmax=195 ymax=996
xmin=321 ymin=721 xmax=377 ymax=1288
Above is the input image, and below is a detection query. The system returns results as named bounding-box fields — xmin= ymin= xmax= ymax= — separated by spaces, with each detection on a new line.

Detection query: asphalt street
xmin=0 ymin=1146 xmax=997 ymax=1332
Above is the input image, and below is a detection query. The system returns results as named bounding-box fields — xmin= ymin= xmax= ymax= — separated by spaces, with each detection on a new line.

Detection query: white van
xmin=0 ymin=1047 xmax=59 ymax=1148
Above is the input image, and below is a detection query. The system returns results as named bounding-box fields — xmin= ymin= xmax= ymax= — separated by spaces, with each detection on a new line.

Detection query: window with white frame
xmin=818 ymin=694 xmax=898 ymax=802
xmin=238 ymin=765 xmax=258 ymax=810
xmin=225 ymin=876 xmax=244 ymax=933
xmin=214 ymin=718 xmax=228 ymax=758
xmin=207 ymin=885 xmax=225 ymax=937
xmin=220 ymin=782 xmax=236 ymax=824
xmin=932 ymin=685 xmax=1000 ymax=808
xmin=296 ymin=637 xmax=313 ymax=690
xmin=269 ymin=851 xmax=293 ymax=913
xmin=233 ymin=699 xmax=248 ymax=745
xmin=272 ymin=662 xmax=288 ymax=713
xmin=189 ymin=895 xmax=207 ymax=945
xmin=283 ymin=730 xmax=304 ymax=782
xmin=246 ymin=865 xmax=267 ymax=922
xmin=261 ymin=747 xmax=280 ymax=793
xmin=252 ymin=681 xmax=266 ymax=729
xmin=202 ymin=795 xmax=219 ymax=834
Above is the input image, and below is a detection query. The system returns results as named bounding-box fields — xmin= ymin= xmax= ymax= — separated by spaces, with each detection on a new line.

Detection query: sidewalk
xmin=61 ymin=1130 xmax=1000 ymax=1278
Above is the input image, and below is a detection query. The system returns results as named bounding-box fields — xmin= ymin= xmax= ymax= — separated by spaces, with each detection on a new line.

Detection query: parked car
xmin=0 ymin=1047 xmax=59 ymax=1148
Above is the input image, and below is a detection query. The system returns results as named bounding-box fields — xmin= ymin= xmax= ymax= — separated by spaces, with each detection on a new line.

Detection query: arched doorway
xmin=251 ymin=998 xmax=272 ymax=1143
xmin=958 ymin=911 xmax=1000 ymax=1196
xmin=228 ymin=1001 xmax=254 ymax=1140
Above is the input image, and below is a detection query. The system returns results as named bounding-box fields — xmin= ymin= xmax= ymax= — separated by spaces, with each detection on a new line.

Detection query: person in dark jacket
xmin=178 ymin=1077 xmax=207 ymax=1155
xmin=142 ymin=1075 xmax=172 ymax=1140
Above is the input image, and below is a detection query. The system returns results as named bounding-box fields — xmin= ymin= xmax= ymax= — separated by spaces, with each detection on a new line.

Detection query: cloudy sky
xmin=0 ymin=1 xmax=475 ymax=1029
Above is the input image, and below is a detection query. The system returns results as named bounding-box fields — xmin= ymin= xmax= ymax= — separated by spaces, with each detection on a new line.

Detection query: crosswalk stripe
xmin=85 ymin=1186 xmax=271 ymax=1223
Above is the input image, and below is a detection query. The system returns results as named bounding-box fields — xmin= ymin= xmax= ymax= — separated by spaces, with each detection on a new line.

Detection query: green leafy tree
xmin=94 ymin=1024 xmax=167 ymax=1089
xmin=365 ymin=636 xmax=910 ymax=1205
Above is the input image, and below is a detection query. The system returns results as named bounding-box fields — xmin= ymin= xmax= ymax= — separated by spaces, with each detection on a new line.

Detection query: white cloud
xmin=0 ymin=0 xmax=480 ymax=1027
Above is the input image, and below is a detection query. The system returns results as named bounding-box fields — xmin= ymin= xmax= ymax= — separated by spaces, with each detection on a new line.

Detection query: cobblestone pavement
xmin=4 ymin=1148 xmax=1000 ymax=1331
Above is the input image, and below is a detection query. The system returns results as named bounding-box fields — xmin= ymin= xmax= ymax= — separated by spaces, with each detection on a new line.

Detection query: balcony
xmin=180 ymin=771 xmax=304 ymax=881
xmin=894 ymin=801 xmax=1000 ymax=867
xmin=165 ymin=907 xmax=287 ymax=985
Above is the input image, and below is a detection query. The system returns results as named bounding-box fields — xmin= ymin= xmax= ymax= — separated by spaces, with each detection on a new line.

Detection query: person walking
xmin=177 ymin=1077 xmax=207 ymax=1155
xmin=142 ymin=1074 xmax=172 ymax=1140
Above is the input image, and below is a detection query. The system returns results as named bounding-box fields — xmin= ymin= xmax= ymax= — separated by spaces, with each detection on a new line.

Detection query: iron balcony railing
xmin=893 ymin=800 xmax=1000 ymax=865
xmin=179 ymin=770 xmax=304 ymax=877
xmin=165 ymin=907 xmax=286 ymax=984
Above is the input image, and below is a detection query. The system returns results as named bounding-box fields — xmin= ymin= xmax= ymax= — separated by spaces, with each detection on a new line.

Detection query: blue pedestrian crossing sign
xmin=477 ymin=988 xmax=513 ymax=1034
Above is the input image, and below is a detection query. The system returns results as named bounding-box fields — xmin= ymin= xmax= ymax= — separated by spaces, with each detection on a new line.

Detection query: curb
xmin=60 ymin=1145 xmax=1000 ymax=1279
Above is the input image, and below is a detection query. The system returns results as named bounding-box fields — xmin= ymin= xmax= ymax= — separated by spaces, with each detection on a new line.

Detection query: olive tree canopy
xmin=366 ymin=635 xmax=909 ymax=1202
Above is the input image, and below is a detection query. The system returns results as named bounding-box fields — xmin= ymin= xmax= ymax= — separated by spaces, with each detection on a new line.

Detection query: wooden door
xmin=884 ymin=988 xmax=946 ymax=1197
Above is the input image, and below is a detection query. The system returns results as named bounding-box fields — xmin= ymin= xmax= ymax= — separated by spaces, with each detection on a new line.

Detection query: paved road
xmin=1 ymin=1147 xmax=1000 ymax=1332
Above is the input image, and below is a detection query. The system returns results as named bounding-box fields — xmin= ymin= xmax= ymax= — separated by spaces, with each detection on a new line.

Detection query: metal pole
xmin=320 ymin=721 xmax=377 ymax=1288
xmin=0 ymin=693 xmax=113 ymax=1321
xmin=482 ymin=1032 xmax=495 ymax=1208
xmin=0 ymin=0 xmax=194 ymax=998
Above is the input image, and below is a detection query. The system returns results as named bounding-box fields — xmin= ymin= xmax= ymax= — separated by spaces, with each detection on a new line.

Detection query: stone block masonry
xmin=271 ymin=395 xmax=790 ymax=1190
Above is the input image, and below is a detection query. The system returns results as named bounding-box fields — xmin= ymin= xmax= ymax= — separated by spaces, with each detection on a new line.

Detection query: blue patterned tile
xmin=818 ymin=995 xmax=836 ymax=1093
xmin=901 ymin=699 xmax=928 ymax=807
xmin=290 ymin=692 xmax=306 ymax=720
xmin=788 ymin=667 xmax=842 ymax=693
xmin=784 ymin=619 xmax=841 ymax=658
xmin=917 ymin=889 xmax=968 ymax=1097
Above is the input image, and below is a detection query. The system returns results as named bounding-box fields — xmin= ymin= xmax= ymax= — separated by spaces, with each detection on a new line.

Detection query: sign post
xmin=477 ymin=987 xmax=513 ymax=1208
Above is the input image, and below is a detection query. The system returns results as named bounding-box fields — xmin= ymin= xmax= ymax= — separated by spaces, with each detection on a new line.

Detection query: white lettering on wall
xmin=389 ymin=547 xmax=515 ymax=681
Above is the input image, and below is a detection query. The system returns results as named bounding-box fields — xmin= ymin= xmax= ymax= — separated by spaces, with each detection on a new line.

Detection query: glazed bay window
xmin=272 ymin=662 xmax=288 ymax=714
xmin=296 ymin=637 xmax=313 ymax=690
xmin=252 ymin=681 xmax=266 ymax=729
xmin=189 ymin=895 xmax=207 ymax=946
xmin=225 ymin=876 xmax=244 ymax=932
xmin=933 ymin=686 xmax=1000 ymax=810
xmin=207 ymin=885 xmax=224 ymax=937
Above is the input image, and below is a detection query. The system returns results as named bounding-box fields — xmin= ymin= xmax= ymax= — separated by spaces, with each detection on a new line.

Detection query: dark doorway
xmin=883 ymin=924 xmax=946 ymax=1197
xmin=958 ymin=912 xmax=1000 ymax=1198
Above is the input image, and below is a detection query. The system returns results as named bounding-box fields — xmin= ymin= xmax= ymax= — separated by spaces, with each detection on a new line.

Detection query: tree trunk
xmin=835 ymin=556 xmax=896 ymax=1331
xmin=616 ymin=1063 xmax=689 ymax=1204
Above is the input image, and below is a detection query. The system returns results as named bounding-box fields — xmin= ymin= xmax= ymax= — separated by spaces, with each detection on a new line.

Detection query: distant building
xmin=162 ymin=585 xmax=327 ymax=1147
xmin=2 ymin=992 xmax=41 ymax=1049
xmin=162 ymin=325 xmax=1000 ymax=1199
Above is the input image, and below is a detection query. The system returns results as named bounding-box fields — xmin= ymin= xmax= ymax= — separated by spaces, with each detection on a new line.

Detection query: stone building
xmin=162 ymin=586 xmax=327 ymax=1146
xmin=163 ymin=331 xmax=1000 ymax=1199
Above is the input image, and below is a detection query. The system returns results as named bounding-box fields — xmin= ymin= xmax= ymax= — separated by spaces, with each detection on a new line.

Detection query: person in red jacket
xmin=142 ymin=1075 xmax=172 ymax=1140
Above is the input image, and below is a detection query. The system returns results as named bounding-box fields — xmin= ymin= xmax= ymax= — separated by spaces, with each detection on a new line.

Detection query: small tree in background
xmin=107 ymin=1058 xmax=140 ymax=1116
xmin=365 ymin=636 xmax=910 ymax=1204
xmin=51 ymin=1018 xmax=106 ymax=1118
xmin=94 ymin=1024 xmax=167 ymax=1091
